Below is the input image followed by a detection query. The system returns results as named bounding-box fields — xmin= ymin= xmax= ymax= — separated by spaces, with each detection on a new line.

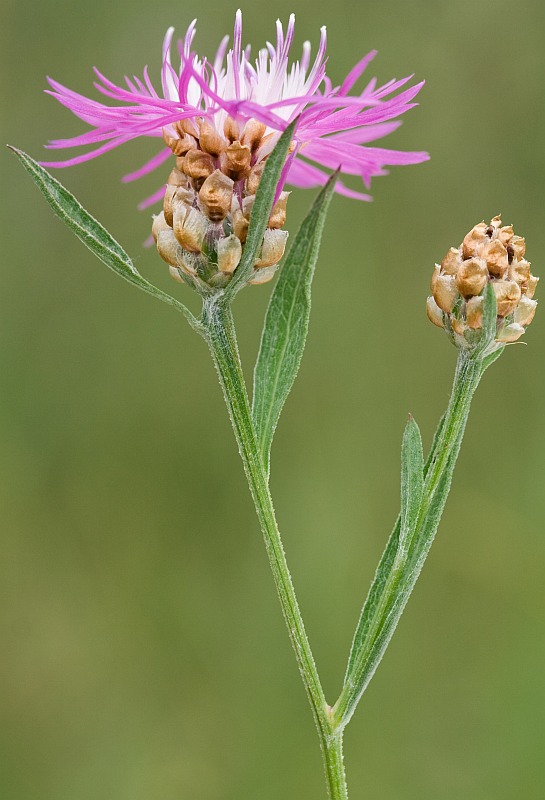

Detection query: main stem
xmin=201 ymin=296 xmax=348 ymax=800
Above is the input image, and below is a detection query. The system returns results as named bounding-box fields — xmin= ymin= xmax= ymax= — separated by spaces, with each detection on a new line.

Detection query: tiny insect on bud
xmin=198 ymin=170 xmax=234 ymax=222
xmin=255 ymin=229 xmax=289 ymax=268
xmin=217 ymin=235 xmax=242 ymax=274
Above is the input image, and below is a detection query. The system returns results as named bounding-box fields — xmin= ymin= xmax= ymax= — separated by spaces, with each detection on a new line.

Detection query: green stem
xmin=201 ymin=296 xmax=347 ymax=799
xmin=334 ymin=347 xmax=490 ymax=728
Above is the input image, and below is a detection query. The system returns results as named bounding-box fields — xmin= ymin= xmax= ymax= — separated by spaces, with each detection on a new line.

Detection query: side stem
xmin=201 ymin=296 xmax=347 ymax=799
xmin=334 ymin=347 xmax=489 ymax=727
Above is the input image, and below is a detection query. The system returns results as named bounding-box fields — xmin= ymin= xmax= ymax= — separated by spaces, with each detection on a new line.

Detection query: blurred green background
xmin=2 ymin=0 xmax=545 ymax=797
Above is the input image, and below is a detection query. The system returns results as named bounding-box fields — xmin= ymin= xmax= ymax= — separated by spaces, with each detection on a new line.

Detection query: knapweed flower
xmin=44 ymin=11 xmax=428 ymax=289
xmin=427 ymin=216 xmax=538 ymax=345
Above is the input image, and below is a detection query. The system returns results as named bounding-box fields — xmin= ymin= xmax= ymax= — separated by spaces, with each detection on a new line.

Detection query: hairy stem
xmin=201 ymin=296 xmax=347 ymax=799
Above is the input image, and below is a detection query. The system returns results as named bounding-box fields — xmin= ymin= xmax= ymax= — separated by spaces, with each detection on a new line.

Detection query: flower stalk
xmin=201 ymin=295 xmax=348 ymax=799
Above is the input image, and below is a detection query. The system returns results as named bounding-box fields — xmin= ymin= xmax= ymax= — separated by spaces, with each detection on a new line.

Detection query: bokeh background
xmin=2 ymin=0 xmax=545 ymax=798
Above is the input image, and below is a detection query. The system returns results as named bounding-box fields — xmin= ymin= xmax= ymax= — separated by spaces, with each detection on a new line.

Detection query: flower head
xmin=43 ymin=11 xmax=428 ymax=288
xmin=427 ymin=216 xmax=538 ymax=346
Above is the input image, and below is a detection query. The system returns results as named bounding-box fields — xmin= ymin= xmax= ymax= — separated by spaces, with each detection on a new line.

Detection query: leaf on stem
xmin=252 ymin=172 xmax=338 ymax=467
xmin=8 ymin=146 xmax=201 ymax=331
xmin=225 ymin=120 xmax=297 ymax=297
xmin=399 ymin=416 xmax=424 ymax=551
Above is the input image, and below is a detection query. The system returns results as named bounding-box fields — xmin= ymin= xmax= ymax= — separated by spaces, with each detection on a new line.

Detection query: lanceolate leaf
xmin=252 ymin=171 xmax=338 ymax=467
xmin=9 ymin=146 xmax=201 ymax=331
xmin=226 ymin=120 xmax=297 ymax=297
xmin=399 ymin=416 xmax=424 ymax=552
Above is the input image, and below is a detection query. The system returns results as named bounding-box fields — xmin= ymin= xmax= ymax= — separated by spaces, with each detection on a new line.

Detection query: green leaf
xmin=399 ymin=416 xmax=424 ymax=551
xmin=225 ymin=120 xmax=297 ymax=297
xmin=9 ymin=146 xmax=201 ymax=331
xmin=480 ymin=281 xmax=498 ymax=345
xmin=335 ymin=352 xmax=483 ymax=729
xmin=252 ymin=172 xmax=338 ymax=467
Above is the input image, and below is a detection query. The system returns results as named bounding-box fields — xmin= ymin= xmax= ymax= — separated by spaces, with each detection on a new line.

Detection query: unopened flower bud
xmin=198 ymin=170 xmax=234 ymax=222
xmin=217 ymin=235 xmax=242 ymax=274
xmin=256 ymin=229 xmax=289 ymax=268
xmin=173 ymin=206 xmax=208 ymax=253
xmin=427 ymin=215 xmax=538 ymax=347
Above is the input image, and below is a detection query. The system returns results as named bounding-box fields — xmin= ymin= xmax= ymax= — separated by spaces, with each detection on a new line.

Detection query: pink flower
xmin=43 ymin=10 xmax=429 ymax=211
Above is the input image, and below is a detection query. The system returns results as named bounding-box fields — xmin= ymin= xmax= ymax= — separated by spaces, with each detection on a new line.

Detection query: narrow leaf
xmin=9 ymin=146 xmax=201 ymax=331
xmin=479 ymin=282 xmax=498 ymax=347
xmin=226 ymin=120 xmax=297 ymax=296
xmin=399 ymin=416 xmax=424 ymax=551
xmin=252 ymin=172 xmax=338 ymax=466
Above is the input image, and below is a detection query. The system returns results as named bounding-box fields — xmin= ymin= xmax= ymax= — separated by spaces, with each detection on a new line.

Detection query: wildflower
xmin=43 ymin=11 xmax=428 ymax=288
xmin=427 ymin=216 xmax=538 ymax=345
